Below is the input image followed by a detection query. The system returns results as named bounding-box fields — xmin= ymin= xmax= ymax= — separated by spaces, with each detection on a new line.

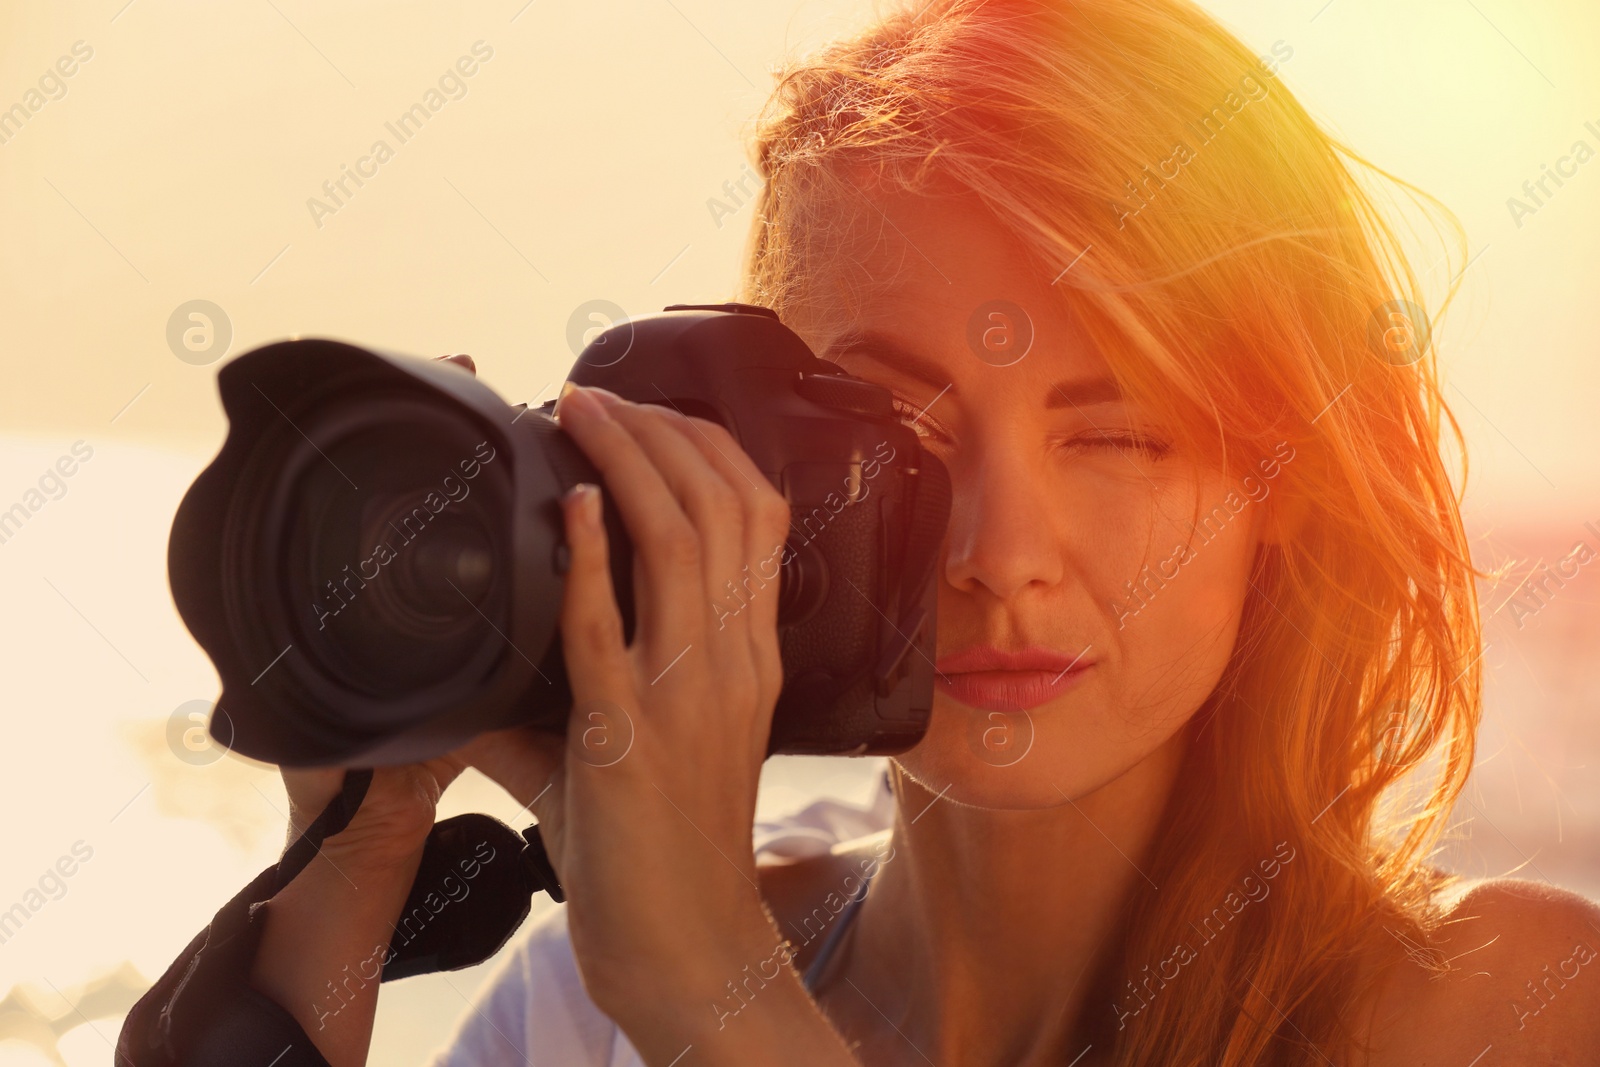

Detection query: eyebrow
xmin=822 ymin=329 xmax=1124 ymax=410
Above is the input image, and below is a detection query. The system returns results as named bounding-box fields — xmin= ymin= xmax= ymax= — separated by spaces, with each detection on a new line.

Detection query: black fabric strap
xmin=117 ymin=771 xmax=562 ymax=1066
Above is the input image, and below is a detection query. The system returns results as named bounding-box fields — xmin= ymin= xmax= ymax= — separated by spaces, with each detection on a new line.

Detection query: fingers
xmin=563 ymin=385 xmax=789 ymax=708
xmin=555 ymin=481 xmax=642 ymax=762
xmin=554 ymin=383 xmax=790 ymax=750
xmin=619 ymin=397 xmax=790 ymax=706
xmin=554 ymin=385 xmax=712 ymax=654
xmin=595 ymin=400 xmax=749 ymax=627
xmin=585 ymin=388 xmax=790 ymax=632
xmin=638 ymin=395 xmax=775 ymax=510
xmin=642 ymin=399 xmax=792 ymax=636
xmin=280 ymin=759 xmax=471 ymax=869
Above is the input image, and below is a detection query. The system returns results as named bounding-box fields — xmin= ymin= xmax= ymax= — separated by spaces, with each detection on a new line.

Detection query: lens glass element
xmin=275 ymin=398 xmax=510 ymax=701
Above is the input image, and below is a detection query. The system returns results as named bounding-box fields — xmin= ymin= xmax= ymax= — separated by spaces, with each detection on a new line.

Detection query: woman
xmin=246 ymin=0 xmax=1600 ymax=1064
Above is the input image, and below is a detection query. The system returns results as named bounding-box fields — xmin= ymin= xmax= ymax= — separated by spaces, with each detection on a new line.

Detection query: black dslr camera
xmin=170 ymin=303 xmax=950 ymax=767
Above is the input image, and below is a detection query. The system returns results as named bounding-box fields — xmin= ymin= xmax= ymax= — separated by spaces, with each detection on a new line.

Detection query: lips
xmin=934 ymin=645 xmax=1094 ymax=713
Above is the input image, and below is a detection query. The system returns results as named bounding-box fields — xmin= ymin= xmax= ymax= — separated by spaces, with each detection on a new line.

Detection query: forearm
xmin=248 ymin=846 xmax=423 ymax=1067
xmin=679 ymin=963 xmax=862 ymax=1067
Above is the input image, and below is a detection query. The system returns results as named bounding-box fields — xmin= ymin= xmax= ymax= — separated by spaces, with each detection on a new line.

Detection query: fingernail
xmin=557 ymin=381 xmax=609 ymax=422
xmin=570 ymin=483 xmax=602 ymax=527
xmin=585 ymin=385 xmax=625 ymax=408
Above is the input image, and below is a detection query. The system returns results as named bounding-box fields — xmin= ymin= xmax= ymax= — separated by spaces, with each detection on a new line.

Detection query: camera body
xmin=170 ymin=303 xmax=950 ymax=767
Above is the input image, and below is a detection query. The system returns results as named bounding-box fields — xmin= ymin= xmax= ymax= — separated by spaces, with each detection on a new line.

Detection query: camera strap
xmin=117 ymin=770 xmax=564 ymax=1066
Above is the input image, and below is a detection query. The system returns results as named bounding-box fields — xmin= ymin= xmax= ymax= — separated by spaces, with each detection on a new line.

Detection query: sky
xmin=0 ymin=0 xmax=1596 ymax=514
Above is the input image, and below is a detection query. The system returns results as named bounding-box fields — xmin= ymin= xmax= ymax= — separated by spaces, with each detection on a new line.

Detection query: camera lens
xmin=263 ymin=395 xmax=512 ymax=708
xmin=393 ymin=516 xmax=495 ymax=616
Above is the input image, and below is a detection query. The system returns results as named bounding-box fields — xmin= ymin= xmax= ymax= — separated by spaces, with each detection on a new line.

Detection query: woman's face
xmin=788 ymin=188 xmax=1272 ymax=809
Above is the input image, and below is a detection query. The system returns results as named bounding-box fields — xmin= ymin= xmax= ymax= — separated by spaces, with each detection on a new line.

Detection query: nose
xmin=942 ymin=448 xmax=1065 ymax=601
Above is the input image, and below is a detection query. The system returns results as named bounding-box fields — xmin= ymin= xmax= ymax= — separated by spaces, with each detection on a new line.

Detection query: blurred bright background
xmin=1 ymin=0 xmax=1597 ymax=1063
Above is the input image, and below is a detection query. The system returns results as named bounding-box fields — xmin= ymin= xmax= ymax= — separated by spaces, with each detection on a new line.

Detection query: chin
xmin=891 ymin=696 xmax=1133 ymax=810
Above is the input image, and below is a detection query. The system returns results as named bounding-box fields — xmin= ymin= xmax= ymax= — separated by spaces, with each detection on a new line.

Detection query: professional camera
xmin=169 ymin=303 xmax=951 ymax=767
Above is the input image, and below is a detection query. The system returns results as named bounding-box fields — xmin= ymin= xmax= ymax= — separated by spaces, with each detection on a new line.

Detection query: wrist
xmin=610 ymin=943 xmax=855 ymax=1067
xmin=315 ymin=833 xmax=429 ymax=883
xmin=590 ymin=900 xmax=789 ymax=1028
xmin=249 ymin=849 xmax=421 ymax=1067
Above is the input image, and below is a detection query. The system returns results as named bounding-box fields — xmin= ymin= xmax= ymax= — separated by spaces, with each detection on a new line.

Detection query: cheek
xmin=1113 ymin=527 xmax=1253 ymax=714
xmin=1109 ymin=481 xmax=1258 ymax=710
xmin=904 ymin=474 xmax=1259 ymax=809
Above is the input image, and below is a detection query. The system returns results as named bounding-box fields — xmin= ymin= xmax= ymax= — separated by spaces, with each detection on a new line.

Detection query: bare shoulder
xmin=755 ymin=829 xmax=893 ymax=977
xmin=1359 ymin=877 xmax=1600 ymax=1066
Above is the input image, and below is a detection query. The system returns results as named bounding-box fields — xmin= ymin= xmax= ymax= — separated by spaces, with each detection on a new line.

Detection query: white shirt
xmin=425 ymin=776 xmax=895 ymax=1067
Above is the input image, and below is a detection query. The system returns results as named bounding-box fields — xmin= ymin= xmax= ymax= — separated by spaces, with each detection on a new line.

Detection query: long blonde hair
xmin=739 ymin=0 xmax=1482 ymax=1062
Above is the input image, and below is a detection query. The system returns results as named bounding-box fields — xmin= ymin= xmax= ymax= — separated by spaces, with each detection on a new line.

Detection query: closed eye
xmin=889 ymin=393 xmax=1170 ymax=460
xmin=1060 ymin=430 xmax=1172 ymax=461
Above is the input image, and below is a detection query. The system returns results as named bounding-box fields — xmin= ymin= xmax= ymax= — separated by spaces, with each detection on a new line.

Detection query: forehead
xmin=787 ymin=183 xmax=1114 ymax=393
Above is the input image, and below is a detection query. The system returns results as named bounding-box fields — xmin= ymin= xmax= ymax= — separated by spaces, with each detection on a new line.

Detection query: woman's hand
xmin=456 ymin=379 xmax=798 ymax=1038
xmin=251 ymin=758 xmax=473 ymax=1067
xmin=437 ymin=355 xmax=864 ymax=1063
xmin=276 ymin=757 xmax=466 ymax=870
xmin=438 ymin=355 xmax=861 ymax=1062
